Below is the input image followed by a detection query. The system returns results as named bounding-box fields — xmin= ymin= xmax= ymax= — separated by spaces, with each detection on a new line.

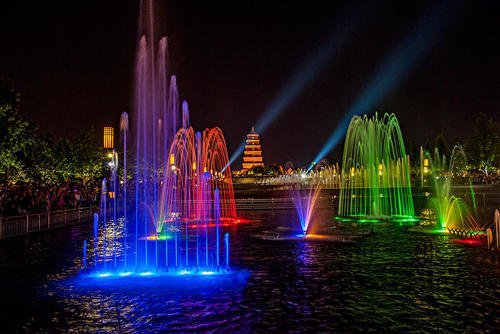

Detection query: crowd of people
xmin=0 ymin=182 xmax=100 ymax=217
xmin=468 ymin=170 xmax=500 ymax=185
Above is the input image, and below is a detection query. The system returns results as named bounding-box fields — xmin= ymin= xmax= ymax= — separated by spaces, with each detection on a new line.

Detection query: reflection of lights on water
xmin=119 ymin=272 xmax=133 ymax=277
xmin=139 ymin=272 xmax=154 ymax=276
xmin=452 ymin=239 xmax=483 ymax=246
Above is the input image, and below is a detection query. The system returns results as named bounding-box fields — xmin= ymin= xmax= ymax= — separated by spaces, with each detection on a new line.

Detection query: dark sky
xmin=0 ymin=1 xmax=498 ymax=169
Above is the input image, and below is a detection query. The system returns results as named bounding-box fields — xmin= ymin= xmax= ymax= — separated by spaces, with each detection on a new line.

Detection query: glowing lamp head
xmin=169 ymin=153 xmax=175 ymax=165
xmin=192 ymin=162 xmax=197 ymax=170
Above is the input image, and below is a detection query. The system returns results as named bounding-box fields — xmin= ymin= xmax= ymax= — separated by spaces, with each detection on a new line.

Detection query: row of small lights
xmin=96 ymin=270 xmax=217 ymax=278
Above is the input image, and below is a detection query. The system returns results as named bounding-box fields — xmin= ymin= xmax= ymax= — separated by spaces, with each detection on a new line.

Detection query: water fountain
xmin=292 ymin=182 xmax=322 ymax=236
xmin=420 ymin=145 xmax=483 ymax=235
xmin=337 ymin=113 xmax=416 ymax=223
xmin=86 ymin=0 xmax=237 ymax=278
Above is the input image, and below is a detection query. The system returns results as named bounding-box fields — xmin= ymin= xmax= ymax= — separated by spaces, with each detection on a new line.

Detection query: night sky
xmin=0 ymin=0 xmax=498 ymax=169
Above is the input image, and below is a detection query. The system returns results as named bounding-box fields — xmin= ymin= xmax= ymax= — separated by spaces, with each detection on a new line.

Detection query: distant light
xmin=119 ymin=272 xmax=132 ymax=277
xmin=301 ymin=173 xmax=307 ymax=179
xmin=98 ymin=273 xmax=112 ymax=277
xmin=179 ymin=270 xmax=191 ymax=275
xmin=139 ymin=271 xmax=154 ymax=276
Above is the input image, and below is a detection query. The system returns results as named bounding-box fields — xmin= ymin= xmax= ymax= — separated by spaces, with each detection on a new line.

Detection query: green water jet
xmin=338 ymin=113 xmax=415 ymax=221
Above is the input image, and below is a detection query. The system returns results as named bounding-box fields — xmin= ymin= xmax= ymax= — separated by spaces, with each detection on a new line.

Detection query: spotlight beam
xmin=308 ymin=0 xmax=461 ymax=172
xmin=224 ymin=6 xmax=368 ymax=171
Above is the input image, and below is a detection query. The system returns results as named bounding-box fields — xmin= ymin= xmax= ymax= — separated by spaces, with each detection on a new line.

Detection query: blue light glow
xmin=308 ymin=0 xmax=461 ymax=170
xmin=201 ymin=271 xmax=216 ymax=275
xmin=84 ymin=269 xmax=238 ymax=281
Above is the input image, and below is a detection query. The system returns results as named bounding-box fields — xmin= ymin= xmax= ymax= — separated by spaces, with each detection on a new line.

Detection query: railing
xmin=235 ymin=196 xmax=337 ymax=210
xmin=0 ymin=206 xmax=98 ymax=240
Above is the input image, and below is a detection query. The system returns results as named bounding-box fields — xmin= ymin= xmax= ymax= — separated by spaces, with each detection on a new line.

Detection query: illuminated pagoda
xmin=242 ymin=126 xmax=264 ymax=172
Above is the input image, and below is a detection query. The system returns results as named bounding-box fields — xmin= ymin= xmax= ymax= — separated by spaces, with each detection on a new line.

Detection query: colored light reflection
xmin=452 ymin=239 xmax=484 ymax=246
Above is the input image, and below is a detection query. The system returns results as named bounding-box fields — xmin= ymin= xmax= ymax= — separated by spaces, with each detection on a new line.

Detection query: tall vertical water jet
xmin=120 ymin=112 xmax=129 ymax=267
xmin=90 ymin=0 xmax=237 ymax=277
xmin=338 ymin=113 xmax=415 ymax=221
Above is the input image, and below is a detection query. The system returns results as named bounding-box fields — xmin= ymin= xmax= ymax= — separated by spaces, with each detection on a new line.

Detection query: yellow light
xmin=203 ymin=166 xmax=207 ymax=173
xmin=107 ymin=153 xmax=113 ymax=158
xmin=350 ymin=167 xmax=355 ymax=177
xmin=170 ymin=154 xmax=175 ymax=165
xmin=192 ymin=162 xmax=196 ymax=170
xmin=379 ymin=163 xmax=383 ymax=171
xmin=423 ymin=158 xmax=429 ymax=167
xmin=103 ymin=127 xmax=114 ymax=149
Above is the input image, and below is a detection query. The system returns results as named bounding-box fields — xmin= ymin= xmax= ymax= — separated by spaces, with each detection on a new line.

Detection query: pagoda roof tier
xmin=243 ymin=157 xmax=263 ymax=162
xmin=242 ymin=163 xmax=264 ymax=169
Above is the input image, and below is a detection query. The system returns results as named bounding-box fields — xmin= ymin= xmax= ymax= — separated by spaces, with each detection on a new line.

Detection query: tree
xmin=25 ymin=132 xmax=59 ymax=184
xmin=72 ymin=127 xmax=105 ymax=186
xmin=466 ymin=113 xmax=498 ymax=175
xmin=0 ymin=78 xmax=35 ymax=183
